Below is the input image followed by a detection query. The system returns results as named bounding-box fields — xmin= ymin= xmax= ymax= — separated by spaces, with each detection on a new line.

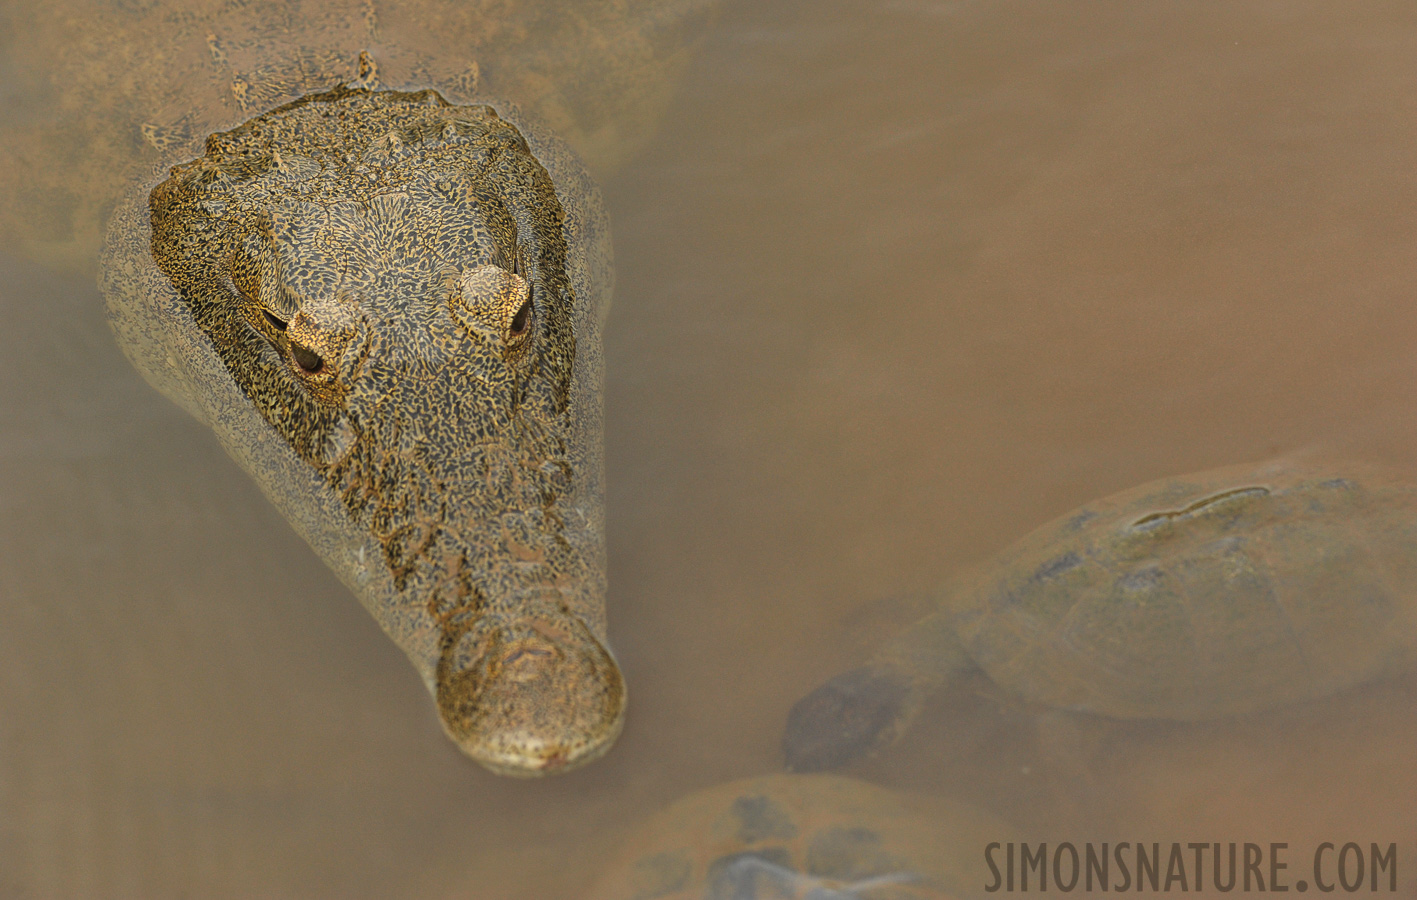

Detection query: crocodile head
xmin=144 ymin=87 xmax=624 ymax=776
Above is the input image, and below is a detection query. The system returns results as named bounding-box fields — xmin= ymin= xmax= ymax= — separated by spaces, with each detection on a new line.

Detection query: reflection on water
xmin=4 ymin=0 xmax=1417 ymax=896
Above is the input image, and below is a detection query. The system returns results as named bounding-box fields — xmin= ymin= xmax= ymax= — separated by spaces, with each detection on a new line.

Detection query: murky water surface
xmin=4 ymin=0 xmax=1417 ymax=896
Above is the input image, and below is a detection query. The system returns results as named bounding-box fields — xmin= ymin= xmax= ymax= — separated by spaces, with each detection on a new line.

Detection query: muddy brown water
xmin=4 ymin=0 xmax=1417 ymax=896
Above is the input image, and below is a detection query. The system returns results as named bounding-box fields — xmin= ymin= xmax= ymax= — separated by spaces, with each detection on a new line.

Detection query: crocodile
xmin=102 ymin=71 xmax=620 ymax=777
xmin=1 ymin=0 xmax=713 ymax=776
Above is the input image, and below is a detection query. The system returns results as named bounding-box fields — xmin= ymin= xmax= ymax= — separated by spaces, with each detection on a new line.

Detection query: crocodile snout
xmin=435 ymin=609 xmax=626 ymax=776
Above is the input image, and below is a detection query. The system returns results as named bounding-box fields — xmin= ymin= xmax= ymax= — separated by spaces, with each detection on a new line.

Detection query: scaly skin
xmin=8 ymin=0 xmax=715 ymax=778
xmin=2 ymin=0 xmax=714 ymax=269
xmin=102 ymin=82 xmax=621 ymax=776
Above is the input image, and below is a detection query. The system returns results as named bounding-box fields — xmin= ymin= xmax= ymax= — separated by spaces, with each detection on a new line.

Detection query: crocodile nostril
xmin=290 ymin=341 xmax=324 ymax=373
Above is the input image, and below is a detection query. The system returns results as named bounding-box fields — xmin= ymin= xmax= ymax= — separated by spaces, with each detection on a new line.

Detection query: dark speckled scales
xmin=3 ymin=0 xmax=715 ymax=269
xmin=102 ymin=83 xmax=620 ymax=775
xmin=4 ymin=0 xmax=717 ymax=778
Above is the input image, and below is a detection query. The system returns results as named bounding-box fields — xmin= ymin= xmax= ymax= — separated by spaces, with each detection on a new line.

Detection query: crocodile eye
xmin=509 ymin=292 xmax=532 ymax=338
xmin=452 ymin=264 xmax=534 ymax=349
xmin=290 ymin=340 xmax=324 ymax=373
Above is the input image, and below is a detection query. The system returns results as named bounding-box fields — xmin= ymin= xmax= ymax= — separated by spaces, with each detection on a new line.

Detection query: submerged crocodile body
xmin=5 ymin=0 xmax=717 ymax=777
xmin=101 ymin=75 xmax=622 ymax=775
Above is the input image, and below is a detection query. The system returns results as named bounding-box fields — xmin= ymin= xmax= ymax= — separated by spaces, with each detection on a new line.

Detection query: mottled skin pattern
xmin=6 ymin=0 xmax=714 ymax=777
xmin=784 ymin=459 xmax=1417 ymax=772
xmin=586 ymin=775 xmax=1015 ymax=900
xmin=102 ymin=77 xmax=622 ymax=775
xmin=0 ymin=0 xmax=714 ymax=779
xmin=1 ymin=0 xmax=712 ymax=269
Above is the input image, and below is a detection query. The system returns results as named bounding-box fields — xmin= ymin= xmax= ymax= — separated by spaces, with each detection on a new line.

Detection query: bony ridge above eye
xmin=279 ymin=299 xmax=369 ymax=405
xmin=453 ymin=263 xmax=534 ymax=346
